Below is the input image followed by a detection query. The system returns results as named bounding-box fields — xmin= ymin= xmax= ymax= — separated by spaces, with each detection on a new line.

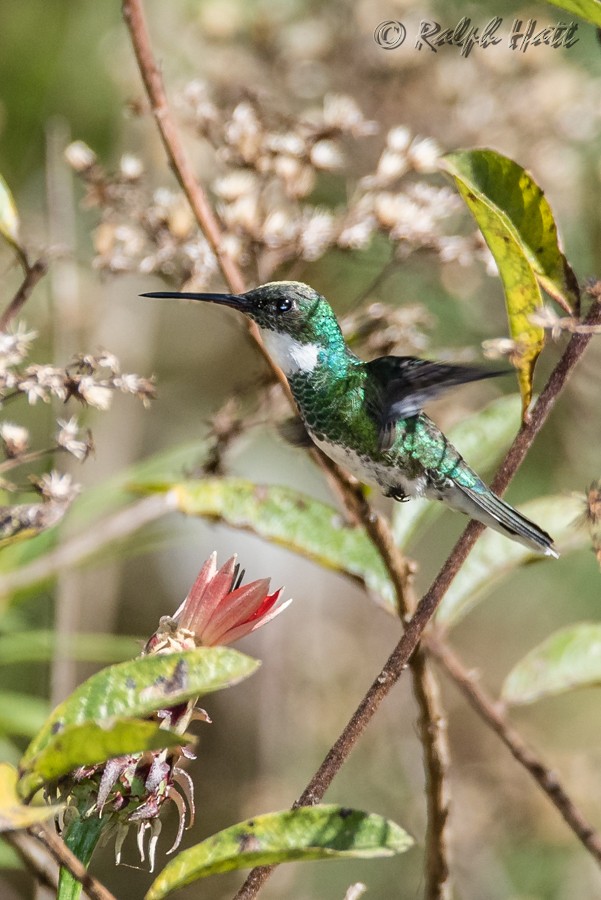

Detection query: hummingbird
xmin=142 ymin=281 xmax=557 ymax=558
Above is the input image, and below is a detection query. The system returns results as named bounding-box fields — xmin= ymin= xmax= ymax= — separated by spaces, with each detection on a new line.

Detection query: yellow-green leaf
xmin=0 ymin=763 xmax=62 ymax=832
xmin=545 ymin=0 xmax=601 ymax=27
xmin=138 ymin=478 xmax=395 ymax=613
xmin=0 ymin=175 xmax=23 ymax=258
xmin=146 ymin=805 xmax=413 ymax=898
xmin=503 ymin=623 xmax=601 ymax=705
xmin=19 ymin=648 xmax=258 ymax=786
xmin=441 ymin=149 xmax=578 ymax=417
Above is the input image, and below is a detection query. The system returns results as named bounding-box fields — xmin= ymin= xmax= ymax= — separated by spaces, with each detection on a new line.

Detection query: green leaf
xmin=141 ymin=478 xmax=395 ymax=613
xmin=502 ymin=623 xmax=601 ymax=705
xmin=436 ymin=494 xmax=587 ymax=629
xmin=393 ymin=394 xmax=522 ymax=547
xmin=0 ymin=763 xmax=62 ymax=832
xmin=544 ymin=0 xmax=601 ymax=27
xmin=20 ymin=648 xmax=258 ymax=781
xmin=146 ymin=805 xmax=414 ymax=898
xmin=0 ymin=174 xmax=25 ymax=261
xmin=18 ymin=717 xmax=192 ymax=801
xmin=441 ymin=149 xmax=578 ymax=416
xmin=0 ymin=630 xmax=140 ymax=666
xmin=0 ymin=691 xmax=49 ymax=739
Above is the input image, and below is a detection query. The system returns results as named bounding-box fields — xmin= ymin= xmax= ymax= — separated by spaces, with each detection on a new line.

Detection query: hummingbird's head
xmin=142 ymin=281 xmax=345 ymax=375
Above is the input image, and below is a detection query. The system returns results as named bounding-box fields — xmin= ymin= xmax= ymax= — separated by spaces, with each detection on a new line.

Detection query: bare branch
xmin=428 ymin=635 xmax=601 ymax=864
xmin=0 ymin=259 xmax=48 ymax=331
xmin=29 ymin=823 xmax=117 ymax=900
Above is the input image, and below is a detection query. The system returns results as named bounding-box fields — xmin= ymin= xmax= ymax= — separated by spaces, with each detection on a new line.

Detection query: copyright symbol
xmin=374 ymin=20 xmax=406 ymax=49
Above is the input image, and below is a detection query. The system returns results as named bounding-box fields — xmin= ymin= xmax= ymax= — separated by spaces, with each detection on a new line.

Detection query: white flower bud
xmin=310 ymin=140 xmax=344 ymax=170
xmin=0 ymin=422 xmax=30 ymax=457
xmin=65 ymin=141 xmax=97 ymax=172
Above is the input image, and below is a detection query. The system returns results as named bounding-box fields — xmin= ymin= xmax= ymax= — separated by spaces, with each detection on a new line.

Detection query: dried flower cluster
xmin=52 ymin=554 xmax=288 ymax=870
xmin=0 ymin=323 xmax=155 ymax=540
xmin=66 ymin=90 xmax=494 ymax=289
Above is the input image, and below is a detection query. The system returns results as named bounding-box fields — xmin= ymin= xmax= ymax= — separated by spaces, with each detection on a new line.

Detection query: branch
xmin=0 ymin=258 xmax=48 ymax=331
xmin=29 ymin=823 xmax=117 ymax=900
xmin=234 ymin=297 xmax=601 ymax=898
xmin=121 ymin=2 xmax=450 ymax=895
xmin=428 ymin=634 xmax=601 ymax=864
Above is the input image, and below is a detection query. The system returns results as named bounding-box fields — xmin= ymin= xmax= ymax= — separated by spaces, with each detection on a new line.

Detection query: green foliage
xmin=545 ymin=0 xmax=601 ymax=27
xmin=502 ymin=623 xmax=601 ymax=705
xmin=0 ymin=174 xmax=24 ymax=263
xmin=441 ymin=149 xmax=577 ymax=416
xmin=0 ymin=630 xmax=139 ymax=666
xmin=0 ymin=762 xmax=62 ymax=831
xmin=0 ymin=691 xmax=49 ymax=740
xmin=146 ymin=805 xmax=413 ymax=898
xmin=141 ymin=477 xmax=396 ymax=612
xmin=19 ymin=647 xmax=259 ymax=795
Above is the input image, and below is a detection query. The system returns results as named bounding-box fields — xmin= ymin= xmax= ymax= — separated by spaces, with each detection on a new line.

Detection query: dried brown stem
xmin=28 ymin=823 xmax=117 ymax=900
xmin=3 ymin=830 xmax=59 ymax=894
xmin=0 ymin=258 xmax=48 ymax=331
xmin=428 ymin=635 xmax=601 ymax=863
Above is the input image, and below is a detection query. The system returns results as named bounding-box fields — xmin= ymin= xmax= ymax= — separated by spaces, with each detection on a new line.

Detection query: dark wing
xmin=365 ymin=356 xmax=507 ymax=451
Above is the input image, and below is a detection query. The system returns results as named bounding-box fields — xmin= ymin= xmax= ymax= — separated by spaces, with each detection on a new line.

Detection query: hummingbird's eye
xmin=276 ymin=297 xmax=293 ymax=313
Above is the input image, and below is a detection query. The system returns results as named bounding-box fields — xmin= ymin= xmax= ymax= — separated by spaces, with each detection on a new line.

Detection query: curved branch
xmin=0 ymin=258 xmax=48 ymax=331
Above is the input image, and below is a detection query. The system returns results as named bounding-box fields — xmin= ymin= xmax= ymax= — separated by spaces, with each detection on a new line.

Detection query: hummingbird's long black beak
xmin=140 ymin=291 xmax=250 ymax=312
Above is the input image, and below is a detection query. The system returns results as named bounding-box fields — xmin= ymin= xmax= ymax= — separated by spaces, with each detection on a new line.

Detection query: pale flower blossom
xmin=386 ymin=126 xmax=412 ymax=154
xmin=64 ymin=141 xmax=96 ymax=172
xmin=0 ymin=422 xmax=30 ymax=457
xmin=77 ymin=377 xmax=113 ymax=411
xmin=407 ymin=136 xmax=442 ymax=172
xmin=36 ymin=471 xmax=80 ymax=504
xmin=0 ymin=324 xmax=37 ymax=370
xmin=300 ymin=209 xmax=336 ymax=260
xmin=120 ymin=154 xmax=144 ymax=181
xmin=323 ymin=93 xmax=378 ymax=136
xmin=310 ymin=139 xmax=344 ymax=170
xmin=56 ymin=417 xmax=90 ymax=461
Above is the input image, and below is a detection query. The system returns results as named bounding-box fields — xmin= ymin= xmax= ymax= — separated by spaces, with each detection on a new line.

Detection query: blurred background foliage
xmin=1 ymin=0 xmax=601 ymax=897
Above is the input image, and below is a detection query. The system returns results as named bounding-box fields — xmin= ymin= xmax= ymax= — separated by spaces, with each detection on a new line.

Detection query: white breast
xmin=260 ymin=330 xmax=320 ymax=375
xmin=312 ymin=435 xmax=426 ymax=498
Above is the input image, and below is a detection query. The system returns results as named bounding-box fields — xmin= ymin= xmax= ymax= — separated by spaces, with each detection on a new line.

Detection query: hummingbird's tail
xmin=443 ymin=483 xmax=559 ymax=558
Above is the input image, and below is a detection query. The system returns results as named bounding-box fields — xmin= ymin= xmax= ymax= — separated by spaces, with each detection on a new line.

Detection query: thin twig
xmin=121 ymin=2 xmax=451 ymax=895
xmin=234 ymin=298 xmax=601 ymax=899
xmin=29 ymin=823 xmax=117 ymax=900
xmin=0 ymin=258 xmax=48 ymax=331
xmin=427 ymin=634 xmax=601 ymax=863
xmin=3 ymin=830 xmax=59 ymax=894
xmin=0 ymin=493 xmax=174 ymax=599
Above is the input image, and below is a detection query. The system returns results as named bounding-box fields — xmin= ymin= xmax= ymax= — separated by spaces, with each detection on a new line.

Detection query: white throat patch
xmin=261 ymin=329 xmax=321 ymax=375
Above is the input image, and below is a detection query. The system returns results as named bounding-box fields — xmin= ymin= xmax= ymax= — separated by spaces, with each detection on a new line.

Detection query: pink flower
xmin=173 ymin=552 xmax=290 ymax=646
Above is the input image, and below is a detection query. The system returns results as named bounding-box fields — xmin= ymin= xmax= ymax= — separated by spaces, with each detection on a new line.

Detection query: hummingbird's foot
xmin=384 ymin=486 xmax=411 ymax=502
xmin=277 ymin=416 xmax=314 ymax=448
